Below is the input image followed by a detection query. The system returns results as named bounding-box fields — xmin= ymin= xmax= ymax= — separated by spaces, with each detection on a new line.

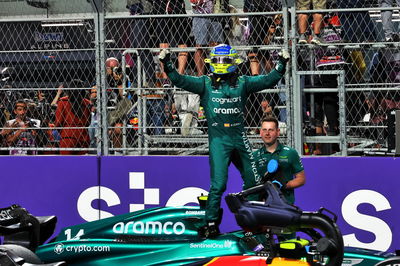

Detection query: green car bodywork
xmin=36 ymin=206 xmax=250 ymax=265
xmin=343 ymin=247 xmax=394 ymax=266
xmin=35 ymin=205 xmax=395 ymax=266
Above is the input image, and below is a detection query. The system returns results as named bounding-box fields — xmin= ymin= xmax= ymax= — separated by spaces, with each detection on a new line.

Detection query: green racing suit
xmin=165 ymin=61 xmax=284 ymax=222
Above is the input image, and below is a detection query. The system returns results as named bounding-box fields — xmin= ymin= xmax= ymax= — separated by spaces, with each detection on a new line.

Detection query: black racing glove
xmin=274 ymin=49 xmax=290 ymax=74
xmin=158 ymin=49 xmax=174 ymax=74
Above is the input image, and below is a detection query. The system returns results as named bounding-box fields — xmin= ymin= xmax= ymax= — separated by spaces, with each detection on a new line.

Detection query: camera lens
xmin=113 ymin=66 xmax=123 ymax=75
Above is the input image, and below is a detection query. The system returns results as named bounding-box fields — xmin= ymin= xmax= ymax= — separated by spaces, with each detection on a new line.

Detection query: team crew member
xmin=254 ymin=116 xmax=305 ymax=204
xmin=159 ymin=44 xmax=289 ymax=237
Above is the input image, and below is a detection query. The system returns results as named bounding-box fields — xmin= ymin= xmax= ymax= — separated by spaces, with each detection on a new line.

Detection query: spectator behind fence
xmin=127 ymin=0 xmax=156 ymax=88
xmin=2 ymin=84 xmax=22 ymax=117
xmin=226 ymin=4 xmax=249 ymax=63
xmin=3 ymin=99 xmax=40 ymax=155
xmin=1 ymin=120 xmax=23 ymax=154
xmin=88 ymin=87 xmax=98 ymax=152
xmin=261 ymin=99 xmax=278 ymax=118
xmin=245 ymin=0 xmax=281 ymax=134
xmin=0 ymin=125 xmax=14 ymax=154
xmin=297 ymin=0 xmax=326 ymax=45
xmin=164 ymin=101 xmax=181 ymax=134
xmin=104 ymin=57 xmax=134 ymax=152
xmin=0 ymin=94 xmax=8 ymax=128
xmin=23 ymin=92 xmax=52 ymax=151
xmin=336 ymin=0 xmax=377 ymax=43
xmin=335 ymin=0 xmax=377 ymax=126
xmin=380 ymin=0 xmax=400 ymax=42
xmin=181 ymin=0 xmax=229 ymax=135
xmin=191 ymin=0 xmax=228 ymax=76
xmin=55 ymin=79 xmax=91 ymax=155
xmin=153 ymin=0 xmax=189 ymax=80
xmin=105 ymin=57 xmax=125 ymax=103
xmin=247 ymin=0 xmax=281 ymax=75
xmin=153 ymin=1 xmax=198 ymax=136
xmin=141 ymin=1 xmax=191 ymax=136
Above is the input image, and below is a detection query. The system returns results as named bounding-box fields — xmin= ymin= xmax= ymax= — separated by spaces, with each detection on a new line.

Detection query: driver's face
xmin=260 ymin=121 xmax=280 ymax=146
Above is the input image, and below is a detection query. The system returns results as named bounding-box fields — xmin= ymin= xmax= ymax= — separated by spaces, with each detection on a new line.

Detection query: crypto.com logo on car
xmin=53 ymin=243 xmax=110 ymax=254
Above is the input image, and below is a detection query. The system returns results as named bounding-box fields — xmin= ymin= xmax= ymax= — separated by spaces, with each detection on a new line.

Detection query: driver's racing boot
xmin=199 ymin=222 xmax=220 ymax=238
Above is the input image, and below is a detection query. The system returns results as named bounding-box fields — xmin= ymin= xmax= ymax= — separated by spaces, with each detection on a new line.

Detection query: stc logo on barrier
xmin=77 ymin=172 xmax=393 ymax=252
xmin=341 ymin=190 xmax=392 ymax=252
xmin=77 ymin=172 xmax=208 ymax=221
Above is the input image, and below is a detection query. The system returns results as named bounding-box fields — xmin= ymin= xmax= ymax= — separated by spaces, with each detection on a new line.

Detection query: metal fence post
xmin=91 ymin=0 xmax=108 ymax=156
xmin=289 ymin=0 xmax=304 ymax=154
xmin=338 ymin=71 xmax=347 ymax=155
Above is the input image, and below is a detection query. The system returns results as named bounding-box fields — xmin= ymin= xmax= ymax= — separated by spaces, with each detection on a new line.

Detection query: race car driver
xmin=159 ymin=44 xmax=289 ymax=238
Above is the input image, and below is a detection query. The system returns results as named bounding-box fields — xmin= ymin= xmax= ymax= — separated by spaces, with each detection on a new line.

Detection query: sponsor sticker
xmin=185 ymin=210 xmax=205 ymax=215
xmin=113 ymin=221 xmax=186 ymax=235
xmin=54 ymin=243 xmax=110 ymax=254
xmin=213 ymin=107 xmax=241 ymax=114
xmin=211 ymin=97 xmax=241 ymax=104
xmin=190 ymin=240 xmax=234 ymax=249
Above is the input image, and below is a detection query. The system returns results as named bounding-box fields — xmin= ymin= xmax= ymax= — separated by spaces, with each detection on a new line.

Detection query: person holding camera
xmin=3 ymin=99 xmax=40 ymax=155
xmin=103 ymin=57 xmax=134 ymax=153
xmin=105 ymin=57 xmax=125 ymax=104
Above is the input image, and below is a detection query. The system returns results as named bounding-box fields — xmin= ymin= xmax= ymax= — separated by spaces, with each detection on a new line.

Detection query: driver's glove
xmin=275 ymin=49 xmax=290 ymax=74
xmin=158 ymin=49 xmax=174 ymax=74
xmin=159 ymin=49 xmax=171 ymax=64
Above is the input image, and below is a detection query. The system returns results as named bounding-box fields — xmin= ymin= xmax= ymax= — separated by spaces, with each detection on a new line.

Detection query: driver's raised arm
xmin=245 ymin=49 xmax=290 ymax=94
xmin=244 ymin=70 xmax=283 ymax=94
xmin=159 ymin=49 xmax=206 ymax=95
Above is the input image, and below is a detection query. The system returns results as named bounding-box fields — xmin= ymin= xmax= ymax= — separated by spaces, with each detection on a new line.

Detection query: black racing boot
xmin=199 ymin=222 xmax=220 ymax=238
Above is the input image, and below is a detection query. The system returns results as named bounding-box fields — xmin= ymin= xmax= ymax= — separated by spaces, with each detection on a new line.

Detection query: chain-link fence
xmin=0 ymin=0 xmax=399 ymax=156
xmin=293 ymin=2 xmax=400 ymax=156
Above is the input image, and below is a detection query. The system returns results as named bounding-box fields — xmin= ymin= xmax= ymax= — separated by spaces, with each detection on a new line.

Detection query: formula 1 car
xmin=0 ymin=160 xmax=397 ymax=265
